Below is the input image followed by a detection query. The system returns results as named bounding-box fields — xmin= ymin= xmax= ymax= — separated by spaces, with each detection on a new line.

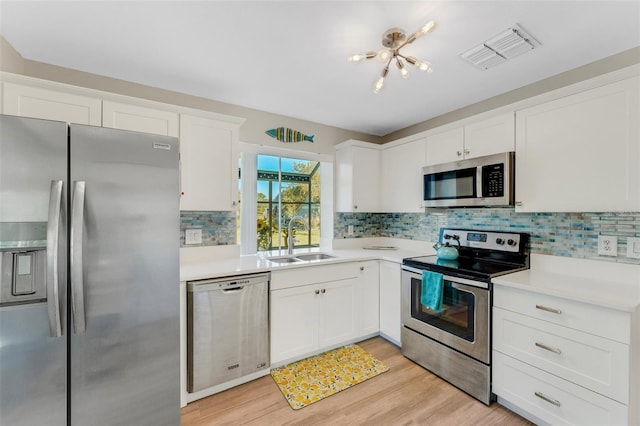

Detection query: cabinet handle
xmin=534 ymin=391 xmax=561 ymax=407
xmin=463 ymin=149 xmax=470 ymax=155
xmin=315 ymin=289 xmax=320 ymax=295
xmin=360 ymin=266 xmax=364 ymax=271
xmin=354 ymin=205 xmax=358 ymax=210
xmin=321 ymin=289 xmax=326 ymax=294
xmin=515 ymin=201 xmax=523 ymax=207
xmin=535 ymin=304 xmax=562 ymax=314
xmin=456 ymin=151 xmax=462 ymax=156
xmin=535 ymin=342 xmax=562 ymax=355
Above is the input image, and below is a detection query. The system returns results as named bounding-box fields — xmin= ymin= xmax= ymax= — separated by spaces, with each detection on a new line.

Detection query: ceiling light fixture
xmin=349 ymin=21 xmax=436 ymax=94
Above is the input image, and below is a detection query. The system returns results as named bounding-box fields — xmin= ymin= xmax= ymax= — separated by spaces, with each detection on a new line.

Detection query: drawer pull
xmin=535 ymin=304 xmax=562 ymax=314
xmin=535 ymin=342 xmax=562 ymax=355
xmin=534 ymin=391 xmax=561 ymax=407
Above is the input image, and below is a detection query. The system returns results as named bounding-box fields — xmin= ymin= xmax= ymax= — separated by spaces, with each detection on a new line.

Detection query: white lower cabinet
xmin=493 ymin=351 xmax=628 ymax=426
xmin=379 ymin=260 xmax=401 ymax=345
xmin=493 ymin=284 xmax=636 ymax=425
xmin=270 ymin=260 xmax=382 ymax=365
xmin=270 ymin=262 xmax=364 ymax=365
xmin=357 ymin=261 xmax=379 ymax=337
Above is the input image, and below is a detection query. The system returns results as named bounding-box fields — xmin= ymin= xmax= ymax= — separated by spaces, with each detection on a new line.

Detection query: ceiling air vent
xmin=460 ymin=24 xmax=540 ymax=70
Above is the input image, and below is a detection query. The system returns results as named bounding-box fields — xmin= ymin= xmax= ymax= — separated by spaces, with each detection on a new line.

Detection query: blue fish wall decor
xmin=265 ymin=127 xmax=314 ymax=143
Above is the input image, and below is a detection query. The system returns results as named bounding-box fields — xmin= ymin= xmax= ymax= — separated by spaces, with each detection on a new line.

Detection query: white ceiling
xmin=1 ymin=1 xmax=639 ymax=136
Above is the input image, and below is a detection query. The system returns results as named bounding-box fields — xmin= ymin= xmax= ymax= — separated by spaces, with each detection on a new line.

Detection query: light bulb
xmin=417 ymin=60 xmax=433 ymax=72
xmin=396 ymin=58 xmax=409 ymax=79
xmin=417 ymin=21 xmax=436 ymax=37
xmin=373 ymin=76 xmax=385 ymax=94
xmin=348 ymin=51 xmax=376 ymax=62
xmin=405 ymin=56 xmax=433 ymax=72
xmin=377 ymin=49 xmax=392 ymax=63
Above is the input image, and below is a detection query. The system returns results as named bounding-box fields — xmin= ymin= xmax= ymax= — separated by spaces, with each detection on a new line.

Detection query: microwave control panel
xmin=481 ymin=163 xmax=504 ymax=197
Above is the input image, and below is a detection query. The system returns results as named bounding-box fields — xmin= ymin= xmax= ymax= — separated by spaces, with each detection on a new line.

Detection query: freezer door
xmin=69 ymin=125 xmax=180 ymax=425
xmin=0 ymin=115 xmax=67 ymax=426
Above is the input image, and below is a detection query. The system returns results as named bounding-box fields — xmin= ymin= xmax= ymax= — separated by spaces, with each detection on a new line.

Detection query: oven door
xmin=401 ymin=266 xmax=490 ymax=364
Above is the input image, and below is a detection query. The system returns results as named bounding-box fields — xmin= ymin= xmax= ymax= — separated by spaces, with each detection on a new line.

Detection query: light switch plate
xmin=597 ymin=235 xmax=617 ymax=256
xmin=627 ymin=237 xmax=640 ymax=259
xmin=185 ymin=228 xmax=202 ymax=245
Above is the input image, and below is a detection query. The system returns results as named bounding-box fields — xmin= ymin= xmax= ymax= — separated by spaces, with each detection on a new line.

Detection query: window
xmin=256 ymin=155 xmax=320 ymax=251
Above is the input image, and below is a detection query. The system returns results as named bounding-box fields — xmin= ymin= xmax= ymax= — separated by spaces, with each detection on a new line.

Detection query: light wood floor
xmin=182 ymin=337 xmax=533 ymax=426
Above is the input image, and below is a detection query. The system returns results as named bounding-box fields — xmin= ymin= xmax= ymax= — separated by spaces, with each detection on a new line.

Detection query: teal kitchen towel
xmin=421 ymin=270 xmax=444 ymax=312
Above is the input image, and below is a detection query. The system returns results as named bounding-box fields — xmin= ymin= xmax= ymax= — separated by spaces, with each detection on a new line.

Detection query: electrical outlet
xmin=185 ymin=228 xmax=202 ymax=245
xmin=597 ymin=235 xmax=617 ymax=257
xmin=627 ymin=237 xmax=640 ymax=259
xmin=348 ymin=225 xmax=354 ymax=235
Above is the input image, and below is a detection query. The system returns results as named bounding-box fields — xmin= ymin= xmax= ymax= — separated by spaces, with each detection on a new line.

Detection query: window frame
xmin=239 ymin=143 xmax=333 ymax=255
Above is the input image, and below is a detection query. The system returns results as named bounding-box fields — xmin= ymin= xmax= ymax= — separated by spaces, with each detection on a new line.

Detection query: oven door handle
xmin=401 ymin=265 xmax=489 ymax=290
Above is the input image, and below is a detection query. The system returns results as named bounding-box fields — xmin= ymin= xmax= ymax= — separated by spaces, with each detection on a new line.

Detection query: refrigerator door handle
xmin=46 ymin=180 xmax=63 ymax=338
xmin=71 ymin=181 xmax=87 ymax=334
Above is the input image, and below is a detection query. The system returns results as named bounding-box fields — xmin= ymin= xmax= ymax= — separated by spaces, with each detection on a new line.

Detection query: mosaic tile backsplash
xmin=335 ymin=210 xmax=640 ymax=265
xmin=180 ymin=211 xmax=236 ymax=247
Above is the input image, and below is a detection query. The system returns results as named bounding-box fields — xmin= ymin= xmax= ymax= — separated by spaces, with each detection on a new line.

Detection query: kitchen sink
xmin=267 ymin=256 xmax=302 ymax=263
xmin=294 ymin=253 xmax=335 ymax=261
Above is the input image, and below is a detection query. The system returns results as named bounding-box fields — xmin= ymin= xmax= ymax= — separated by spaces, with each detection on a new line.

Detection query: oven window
xmin=410 ymin=277 xmax=475 ymax=342
xmin=424 ymin=167 xmax=476 ymax=200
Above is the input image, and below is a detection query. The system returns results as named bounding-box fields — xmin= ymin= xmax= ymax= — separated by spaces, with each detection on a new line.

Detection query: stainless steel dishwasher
xmin=187 ymin=272 xmax=270 ymax=393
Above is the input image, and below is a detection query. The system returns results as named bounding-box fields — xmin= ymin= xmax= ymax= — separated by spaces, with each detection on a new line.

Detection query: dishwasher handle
xmin=222 ymin=285 xmax=244 ymax=293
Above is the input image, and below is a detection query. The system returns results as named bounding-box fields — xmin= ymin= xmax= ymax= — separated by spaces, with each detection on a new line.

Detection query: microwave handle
xmin=476 ymin=166 xmax=483 ymax=198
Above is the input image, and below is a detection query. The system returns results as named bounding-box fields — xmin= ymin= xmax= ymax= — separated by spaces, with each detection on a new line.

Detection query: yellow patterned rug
xmin=270 ymin=344 xmax=389 ymax=410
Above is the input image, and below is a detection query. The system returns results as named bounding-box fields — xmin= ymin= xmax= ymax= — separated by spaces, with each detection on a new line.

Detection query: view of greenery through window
xmin=256 ymin=155 xmax=320 ymax=251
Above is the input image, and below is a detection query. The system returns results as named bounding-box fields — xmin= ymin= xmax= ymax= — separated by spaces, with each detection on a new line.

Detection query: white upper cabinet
xmin=179 ymin=114 xmax=243 ymax=211
xmin=463 ymin=113 xmax=515 ymax=159
xmin=424 ymin=127 xmax=464 ymax=166
xmin=515 ymin=77 xmax=640 ymax=212
xmin=424 ymin=113 xmax=515 ymax=166
xmin=335 ymin=140 xmax=380 ymax=212
xmin=380 ymin=137 xmax=426 ymax=212
xmin=102 ymin=100 xmax=179 ymax=137
xmin=2 ymin=82 xmax=101 ymax=125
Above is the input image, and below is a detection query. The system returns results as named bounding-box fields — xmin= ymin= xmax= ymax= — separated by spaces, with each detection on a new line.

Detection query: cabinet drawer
xmin=494 ymin=307 xmax=629 ymax=403
xmin=493 ymin=351 xmax=628 ymax=426
xmin=493 ymin=284 xmax=630 ymax=343
xmin=270 ymin=262 xmax=361 ymax=290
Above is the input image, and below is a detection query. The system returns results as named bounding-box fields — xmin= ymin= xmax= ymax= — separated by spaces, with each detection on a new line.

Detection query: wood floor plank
xmin=181 ymin=337 xmax=533 ymax=426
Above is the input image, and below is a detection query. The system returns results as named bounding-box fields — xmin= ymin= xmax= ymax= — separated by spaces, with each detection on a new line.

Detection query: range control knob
xmin=507 ymin=239 xmax=517 ymax=246
xmin=495 ymin=238 xmax=504 ymax=245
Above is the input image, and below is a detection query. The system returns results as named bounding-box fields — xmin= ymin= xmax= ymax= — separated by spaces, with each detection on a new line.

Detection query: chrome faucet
xmin=287 ymin=216 xmax=309 ymax=255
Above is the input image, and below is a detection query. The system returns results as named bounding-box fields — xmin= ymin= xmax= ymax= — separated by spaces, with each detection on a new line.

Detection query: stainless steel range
xmin=401 ymin=228 xmax=529 ymax=405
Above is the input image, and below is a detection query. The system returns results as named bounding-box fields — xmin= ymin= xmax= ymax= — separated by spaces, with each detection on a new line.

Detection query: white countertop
xmin=179 ymin=237 xmax=433 ymax=282
xmin=493 ymin=254 xmax=640 ymax=312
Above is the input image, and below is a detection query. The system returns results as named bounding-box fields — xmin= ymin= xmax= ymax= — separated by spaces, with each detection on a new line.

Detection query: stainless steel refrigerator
xmin=0 ymin=114 xmax=180 ymax=425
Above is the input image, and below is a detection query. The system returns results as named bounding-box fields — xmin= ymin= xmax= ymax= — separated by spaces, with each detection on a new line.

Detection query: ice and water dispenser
xmin=0 ymin=223 xmax=48 ymax=306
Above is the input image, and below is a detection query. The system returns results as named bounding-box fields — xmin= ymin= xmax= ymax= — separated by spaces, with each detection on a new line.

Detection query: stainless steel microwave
xmin=422 ymin=152 xmax=515 ymax=208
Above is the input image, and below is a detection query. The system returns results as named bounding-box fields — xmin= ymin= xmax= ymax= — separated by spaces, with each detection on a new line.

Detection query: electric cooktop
xmin=403 ymin=228 xmax=530 ymax=282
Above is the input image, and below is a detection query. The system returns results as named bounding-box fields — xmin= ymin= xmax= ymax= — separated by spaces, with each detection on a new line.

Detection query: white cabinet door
xmin=102 ymin=100 xmax=179 ymax=137
xmin=318 ymin=278 xmax=357 ymax=348
xmin=515 ymin=77 xmax=640 ymax=212
xmin=356 ymin=261 xmax=379 ymax=337
xmin=270 ymin=285 xmax=319 ymax=364
xmin=463 ymin=112 xmax=514 ymax=159
xmin=3 ymin=82 xmax=101 ymax=125
xmin=424 ymin=114 xmax=515 ymax=167
xmin=380 ymin=138 xmax=426 ymax=212
xmin=424 ymin=127 xmax=464 ymax=166
xmin=179 ymin=114 xmax=239 ymax=211
xmin=379 ymin=260 xmax=401 ymax=345
xmin=335 ymin=141 xmax=380 ymax=212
